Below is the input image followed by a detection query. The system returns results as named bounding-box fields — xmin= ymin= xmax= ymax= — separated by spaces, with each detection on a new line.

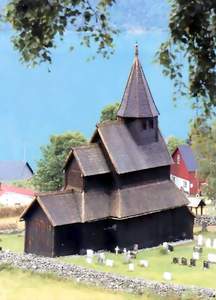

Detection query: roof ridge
xmin=38 ymin=189 xmax=79 ymax=197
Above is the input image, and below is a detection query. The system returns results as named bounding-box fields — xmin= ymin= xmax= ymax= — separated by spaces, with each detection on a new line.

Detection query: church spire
xmin=117 ymin=45 xmax=159 ymax=118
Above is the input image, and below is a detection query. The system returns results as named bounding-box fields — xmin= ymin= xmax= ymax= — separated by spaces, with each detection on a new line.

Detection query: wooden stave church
xmin=21 ymin=46 xmax=194 ymax=257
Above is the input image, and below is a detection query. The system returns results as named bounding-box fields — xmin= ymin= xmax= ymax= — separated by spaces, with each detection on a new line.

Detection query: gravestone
xmin=86 ymin=249 xmax=94 ymax=257
xmin=197 ymin=235 xmax=204 ymax=246
xmin=105 ymin=259 xmax=114 ymax=267
xmin=128 ymin=263 xmax=135 ymax=271
xmin=97 ymin=252 xmax=105 ymax=264
xmin=133 ymin=244 xmax=139 ymax=252
xmin=123 ymin=253 xmax=131 ymax=264
xmin=140 ymin=260 xmax=149 ymax=268
xmin=86 ymin=257 xmax=93 ymax=264
xmin=192 ymin=252 xmax=200 ymax=260
xmin=115 ymin=246 xmax=120 ymax=255
xmin=172 ymin=257 xmax=179 ymax=264
xmin=203 ymin=261 xmax=210 ymax=269
xmin=205 ymin=238 xmax=212 ymax=248
xmin=181 ymin=257 xmax=187 ymax=266
xmin=163 ymin=272 xmax=172 ymax=281
xmin=189 ymin=258 xmax=196 ymax=267
xmin=168 ymin=244 xmax=174 ymax=252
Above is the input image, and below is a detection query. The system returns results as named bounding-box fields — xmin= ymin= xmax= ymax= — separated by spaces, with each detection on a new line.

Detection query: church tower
xmin=117 ymin=45 xmax=159 ymax=145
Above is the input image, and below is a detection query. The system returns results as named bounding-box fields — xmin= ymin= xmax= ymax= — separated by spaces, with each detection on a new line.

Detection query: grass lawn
xmin=1 ymin=227 xmax=216 ymax=289
xmin=0 ymin=267 xmax=175 ymax=300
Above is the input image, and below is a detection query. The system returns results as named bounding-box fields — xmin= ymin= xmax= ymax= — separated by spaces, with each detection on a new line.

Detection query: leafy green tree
xmin=33 ymin=132 xmax=87 ymax=192
xmin=158 ymin=0 xmax=216 ymax=116
xmin=166 ymin=136 xmax=185 ymax=155
xmin=190 ymin=117 xmax=216 ymax=203
xmin=100 ymin=102 xmax=120 ymax=123
xmin=5 ymin=0 xmax=117 ymax=65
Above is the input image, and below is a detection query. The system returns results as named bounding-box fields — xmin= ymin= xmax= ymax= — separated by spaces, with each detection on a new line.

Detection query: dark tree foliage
xmin=190 ymin=117 xmax=216 ymax=203
xmin=33 ymin=132 xmax=87 ymax=192
xmin=5 ymin=0 xmax=117 ymax=65
xmin=100 ymin=101 xmax=119 ymax=122
xmin=166 ymin=136 xmax=185 ymax=154
xmin=158 ymin=0 xmax=216 ymax=116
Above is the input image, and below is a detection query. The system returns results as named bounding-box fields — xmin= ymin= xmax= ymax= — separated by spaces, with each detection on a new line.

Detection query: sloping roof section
xmin=178 ymin=145 xmax=197 ymax=172
xmin=98 ymin=121 xmax=172 ymax=174
xmin=117 ymin=45 xmax=159 ymax=118
xmin=65 ymin=144 xmax=110 ymax=176
xmin=117 ymin=180 xmax=189 ymax=218
xmin=0 ymin=161 xmax=33 ymax=181
xmin=21 ymin=191 xmax=82 ymax=226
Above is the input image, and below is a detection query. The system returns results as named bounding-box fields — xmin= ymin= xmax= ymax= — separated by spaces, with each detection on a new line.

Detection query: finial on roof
xmin=135 ymin=43 xmax=139 ymax=57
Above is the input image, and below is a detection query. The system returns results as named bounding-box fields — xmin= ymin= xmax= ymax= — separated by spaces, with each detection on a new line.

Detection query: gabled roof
xmin=21 ymin=180 xmax=191 ymax=226
xmin=97 ymin=121 xmax=172 ymax=174
xmin=64 ymin=144 xmax=110 ymax=176
xmin=177 ymin=145 xmax=197 ymax=172
xmin=117 ymin=45 xmax=159 ymax=118
xmin=116 ymin=180 xmax=189 ymax=218
xmin=187 ymin=197 xmax=206 ymax=208
xmin=0 ymin=161 xmax=33 ymax=181
xmin=21 ymin=190 xmax=82 ymax=226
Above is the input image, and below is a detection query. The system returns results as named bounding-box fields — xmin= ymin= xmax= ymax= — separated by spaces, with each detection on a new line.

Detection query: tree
xmin=158 ymin=0 xmax=216 ymax=116
xmin=33 ymin=132 xmax=87 ymax=192
xmin=5 ymin=0 xmax=117 ymax=65
xmin=166 ymin=136 xmax=185 ymax=155
xmin=190 ymin=117 xmax=216 ymax=203
xmin=100 ymin=102 xmax=120 ymax=123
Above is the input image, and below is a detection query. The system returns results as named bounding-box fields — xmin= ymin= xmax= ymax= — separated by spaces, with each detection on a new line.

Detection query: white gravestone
xmin=205 ymin=238 xmax=212 ymax=248
xmin=140 ymin=260 xmax=149 ymax=268
xmin=86 ymin=249 xmax=94 ymax=257
xmin=106 ymin=259 xmax=114 ymax=267
xmin=163 ymin=242 xmax=168 ymax=249
xmin=128 ymin=263 xmax=135 ymax=271
xmin=208 ymin=253 xmax=216 ymax=263
xmin=163 ymin=272 xmax=172 ymax=281
xmin=86 ymin=257 xmax=93 ymax=264
xmin=123 ymin=248 xmax=127 ymax=254
xmin=115 ymin=246 xmax=120 ymax=255
xmin=197 ymin=235 xmax=204 ymax=246
xmin=193 ymin=252 xmax=200 ymax=260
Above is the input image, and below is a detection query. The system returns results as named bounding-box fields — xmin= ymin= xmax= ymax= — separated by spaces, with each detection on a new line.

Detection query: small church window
xmin=177 ymin=154 xmax=180 ymax=164
xmin=143 ymin=120 xmax=147 ymax=130
xmin=149 ymin=119 xmax=154 ymax=129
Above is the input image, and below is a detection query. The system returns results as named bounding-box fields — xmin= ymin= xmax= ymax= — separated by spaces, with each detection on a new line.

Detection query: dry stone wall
xmin=0 ymin=250 xmax=215 ymax=299
xmin=195 ymin=216 xmax=216 ymax=226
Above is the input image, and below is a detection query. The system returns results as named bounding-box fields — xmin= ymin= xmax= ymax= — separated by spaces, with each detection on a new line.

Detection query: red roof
xmin=0 ymin=183 xmax=35 ymax=197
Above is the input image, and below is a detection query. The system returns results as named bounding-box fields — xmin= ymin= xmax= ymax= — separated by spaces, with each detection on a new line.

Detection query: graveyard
xmin=1 ymin=226 xmax=216 ymax=290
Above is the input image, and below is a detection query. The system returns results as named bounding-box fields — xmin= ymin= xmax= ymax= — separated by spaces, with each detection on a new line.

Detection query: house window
xmin=183 ymin=181 xmax=187 ymax=189
xmin=177 ymin=154 xmax=180 ymax=165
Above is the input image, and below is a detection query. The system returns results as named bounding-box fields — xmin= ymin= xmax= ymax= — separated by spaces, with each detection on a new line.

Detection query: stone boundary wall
xmin=195 ymin=216 xmax=216 ymax=226
xmin=0 ymin=251 xmax=215 ymax=299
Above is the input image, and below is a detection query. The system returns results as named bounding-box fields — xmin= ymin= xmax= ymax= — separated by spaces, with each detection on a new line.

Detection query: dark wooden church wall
xmin=54 ymin=224 xmax=83 ymax=256
xmin=64 ymin=158 xmax=83 ymax=190
xmin=25 ymin=204 xmax=54 ymax=257
xmin=119 ymin=166 xmax=170 ymax=188
xmin=85 ymin=173 xmax=114 ymax=192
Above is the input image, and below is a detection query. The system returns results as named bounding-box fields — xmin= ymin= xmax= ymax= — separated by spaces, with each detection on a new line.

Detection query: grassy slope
xmin=0 ymin=229 xmax=216 ymax=289
xmin=0 ymin=268 xmax=162 ymax=300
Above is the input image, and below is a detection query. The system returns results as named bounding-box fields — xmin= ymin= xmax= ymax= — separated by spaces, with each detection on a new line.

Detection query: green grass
xmin=0 ymin=267 xmax=180 ymax=300
xmin=0 ymin=233 xmax=24 ymax=253
xmin=1 ymin=229 xmax=216 ymax=289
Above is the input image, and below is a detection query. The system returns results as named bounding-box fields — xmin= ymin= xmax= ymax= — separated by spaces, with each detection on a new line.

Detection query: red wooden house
xmin=171 ymin=145 xmax=202 ymax=195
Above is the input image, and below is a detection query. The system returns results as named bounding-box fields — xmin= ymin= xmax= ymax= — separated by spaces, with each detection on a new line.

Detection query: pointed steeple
xmin=117 ymin=44 xmax=159 ymax=118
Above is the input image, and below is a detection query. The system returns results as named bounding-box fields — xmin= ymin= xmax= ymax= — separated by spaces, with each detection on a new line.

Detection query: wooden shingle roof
xmin=116 ymin=180 xmax=189 ymax=218
xmin=117 ymin=45 xmax=159 ymax=118
xmin=65 ymin=144 xmax=110 ymax=176
xmin=97 ymin=121 xmax=172 ymax=174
